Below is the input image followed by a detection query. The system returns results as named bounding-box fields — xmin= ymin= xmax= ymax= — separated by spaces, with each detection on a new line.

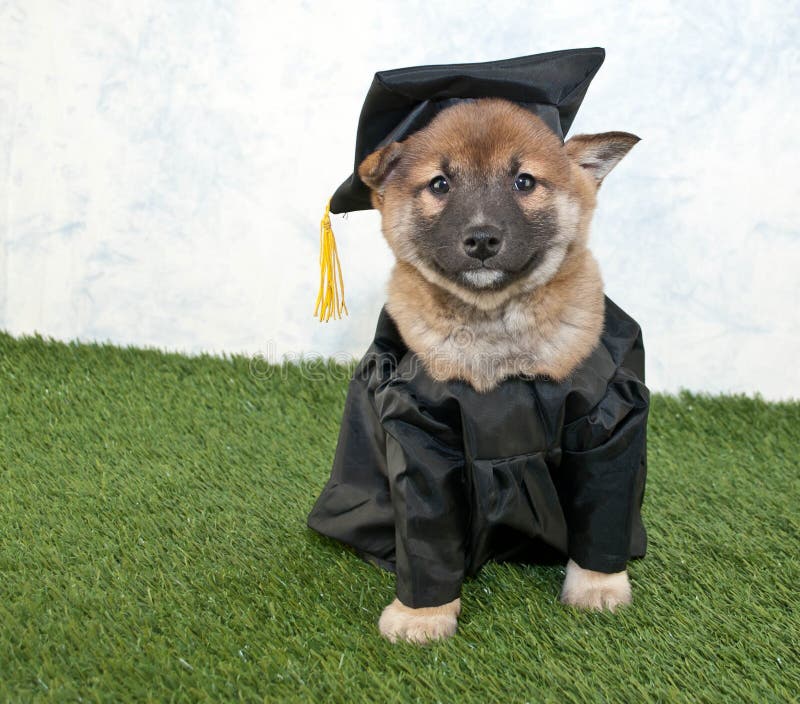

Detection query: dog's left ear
xmin=358 ymin=141 xmax=404 ymax=193
xmin=565 ymin=132 xmax=640 ymax=187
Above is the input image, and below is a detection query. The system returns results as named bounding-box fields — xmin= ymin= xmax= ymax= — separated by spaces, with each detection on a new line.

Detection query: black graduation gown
xmin=307 ymin=296 xmax=649 ymax=608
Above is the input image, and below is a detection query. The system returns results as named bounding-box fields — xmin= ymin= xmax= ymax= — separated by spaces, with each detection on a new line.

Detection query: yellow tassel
xmin=314 ymin=199 xmax=348 ymax=322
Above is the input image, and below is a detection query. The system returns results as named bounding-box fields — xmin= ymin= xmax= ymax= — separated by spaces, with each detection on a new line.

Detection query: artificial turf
xmin=0 ymin=330 xmax=798 ymax=702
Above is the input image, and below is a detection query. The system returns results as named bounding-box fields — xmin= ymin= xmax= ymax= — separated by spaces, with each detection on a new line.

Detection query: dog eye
xmin=429 ymin=176 xmax=450 ymax=195
xmin=513 ymin=173 xmax=536 ymax=192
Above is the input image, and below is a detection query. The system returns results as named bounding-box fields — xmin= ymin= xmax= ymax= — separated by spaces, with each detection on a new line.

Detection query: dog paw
xmin=560 ymin=559 xmax=632 ymax=612
xmin=378 ymin=597 xmax=461 ymax=644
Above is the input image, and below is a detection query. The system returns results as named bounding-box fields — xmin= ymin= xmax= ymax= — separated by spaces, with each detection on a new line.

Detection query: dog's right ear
xmin=565 ymin=132 xmax=640 ymax=188
xmin=358 ymin=142 xmax=404 ymax=195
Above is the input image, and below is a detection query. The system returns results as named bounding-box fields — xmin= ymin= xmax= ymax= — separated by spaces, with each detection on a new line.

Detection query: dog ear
xmin=565 ymin=132 xmax=640 ymax=187
xmin=358 ymin=141 xmax=404 ymax=192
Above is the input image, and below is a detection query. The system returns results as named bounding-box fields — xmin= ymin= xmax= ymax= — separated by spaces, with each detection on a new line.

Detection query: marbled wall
xmin=1 ymin=1 xmax=798 ymax=398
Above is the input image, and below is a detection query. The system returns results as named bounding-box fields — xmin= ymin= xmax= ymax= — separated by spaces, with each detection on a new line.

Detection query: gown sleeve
xmin=307 ymin=307 xmax=468 ymax=607
xmin=305 ymin=367 xmax=396 ymax=562
xmin=555 ymin=307 xmax=650 ymax=574
xmin=306 ymin=309 xmax=408 ymax=568
xmin=376 ymin=369 xmax=468 ymax=609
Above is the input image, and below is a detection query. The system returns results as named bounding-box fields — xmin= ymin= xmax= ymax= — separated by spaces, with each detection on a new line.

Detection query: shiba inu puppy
xmin=356 ymin=98 xmax=640 ymax=643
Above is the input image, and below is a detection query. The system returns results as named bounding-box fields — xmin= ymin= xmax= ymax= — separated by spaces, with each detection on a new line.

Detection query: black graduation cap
xmin=331 ymin=47 xmax=605 ymax=214
xmin=315 ymin=47 xmax=606 ymax=321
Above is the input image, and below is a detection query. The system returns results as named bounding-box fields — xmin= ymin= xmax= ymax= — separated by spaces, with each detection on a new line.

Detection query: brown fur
xmin=358 ymin=99 xmax=639 ymax=391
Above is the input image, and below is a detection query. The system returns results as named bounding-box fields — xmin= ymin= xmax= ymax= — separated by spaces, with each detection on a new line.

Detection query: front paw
xmin=378 ymin=597 xmax=461 ymax=644
xmin=560 ymin=559 xmax=632 ymax=612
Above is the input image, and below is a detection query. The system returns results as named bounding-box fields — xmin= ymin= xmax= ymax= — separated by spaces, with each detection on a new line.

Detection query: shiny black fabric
xmin=330 ymin=47 xmax=605 ymax=214
xmin=307 ymin=297 xmax=649 ymax=608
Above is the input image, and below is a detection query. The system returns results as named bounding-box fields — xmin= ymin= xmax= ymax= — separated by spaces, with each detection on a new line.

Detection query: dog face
xmin=359 ymin=99 xmax=638 ymax=303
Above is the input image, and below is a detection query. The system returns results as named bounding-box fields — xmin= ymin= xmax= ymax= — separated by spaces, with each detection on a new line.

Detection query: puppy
xmin=357 ymin=99 xmax=640 ymax=643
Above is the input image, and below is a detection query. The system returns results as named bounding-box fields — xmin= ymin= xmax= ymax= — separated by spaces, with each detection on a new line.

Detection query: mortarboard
xmin=315 ymin=48 xmax=606 ymax=322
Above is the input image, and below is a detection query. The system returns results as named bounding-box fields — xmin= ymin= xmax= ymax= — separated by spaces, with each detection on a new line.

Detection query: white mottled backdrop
xmin=1 ymin=1 xmax=798 ymax=398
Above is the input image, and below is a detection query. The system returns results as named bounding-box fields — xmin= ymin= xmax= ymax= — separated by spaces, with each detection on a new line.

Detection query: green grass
xmin=1 ymin=330 xmax=798 ymax=703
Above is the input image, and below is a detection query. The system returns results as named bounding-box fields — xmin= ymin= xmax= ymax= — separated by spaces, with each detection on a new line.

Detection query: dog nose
xmin=463 ymin=227 xmax=503 ymax=261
